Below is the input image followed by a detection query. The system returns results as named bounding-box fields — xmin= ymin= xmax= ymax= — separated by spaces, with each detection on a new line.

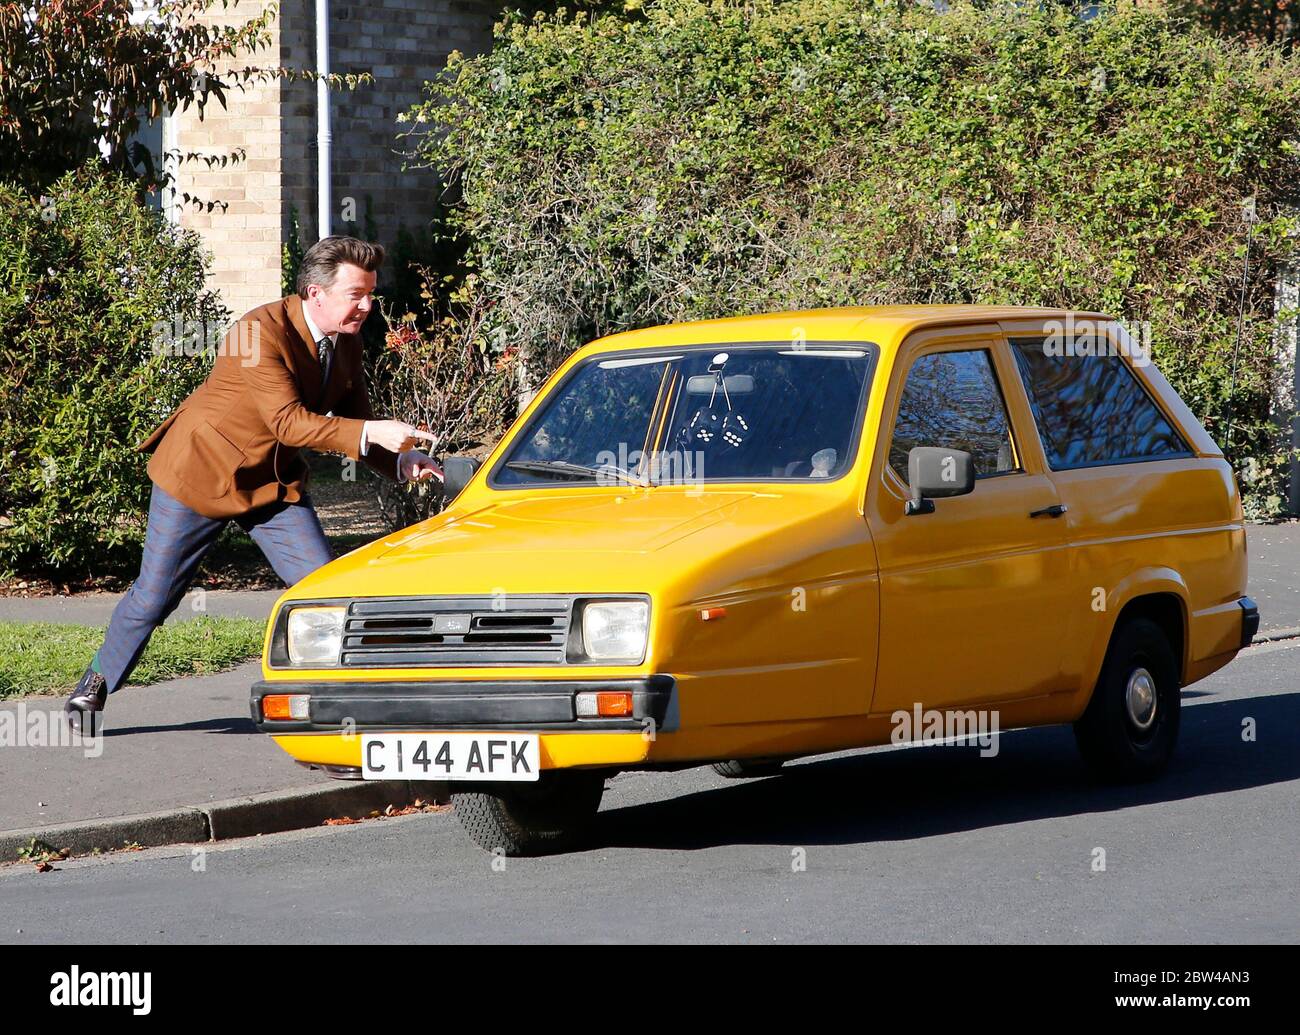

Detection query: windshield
xmin=493 ymin=344 xmax=875 ymax=487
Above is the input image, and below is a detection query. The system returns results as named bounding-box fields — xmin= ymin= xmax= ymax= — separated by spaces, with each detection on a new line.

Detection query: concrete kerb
xmin=0 ymin=780 xmax=446 ymax=863
xmin=1254 ymin=624 xmax=1300 ymax=644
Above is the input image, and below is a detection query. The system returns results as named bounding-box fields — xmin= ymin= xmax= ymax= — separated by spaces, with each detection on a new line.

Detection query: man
xmin=65 ymin=236 xmax=441 ymax=731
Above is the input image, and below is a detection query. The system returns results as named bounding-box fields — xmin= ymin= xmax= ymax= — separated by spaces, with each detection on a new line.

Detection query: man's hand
xmin=399 ymin=450 xmax=444 ymax=484
xmin=366 ymin=420 xmax=438 ymax=453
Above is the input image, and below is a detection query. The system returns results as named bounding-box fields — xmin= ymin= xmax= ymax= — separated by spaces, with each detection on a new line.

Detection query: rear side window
xmin=888 ymin=349 xmax=1019 ymax=481
xmin=1010 ymin=339 xmax=1189 ymax=470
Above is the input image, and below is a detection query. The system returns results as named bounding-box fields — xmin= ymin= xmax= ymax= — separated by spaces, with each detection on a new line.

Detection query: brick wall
xmin=279 ymin=0 xmax=501 ymax=280
xmin=169 ymin=0 xmax=284 ymax=322
xmin=172 ymin=0 xmax=502 ymax=320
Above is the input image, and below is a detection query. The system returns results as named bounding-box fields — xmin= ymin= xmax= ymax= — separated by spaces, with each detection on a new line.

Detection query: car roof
xmin=583 ymin=305 xmax=1104 ymax=354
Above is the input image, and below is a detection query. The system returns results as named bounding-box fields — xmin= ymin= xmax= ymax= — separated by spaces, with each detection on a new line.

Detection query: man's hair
xmin=296 ymin=236 xmax=385 ymax=297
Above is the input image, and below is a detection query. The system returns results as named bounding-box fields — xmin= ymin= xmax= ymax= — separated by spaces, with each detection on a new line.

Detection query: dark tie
xmin=317 ymin=337 xmax=334 ymax=389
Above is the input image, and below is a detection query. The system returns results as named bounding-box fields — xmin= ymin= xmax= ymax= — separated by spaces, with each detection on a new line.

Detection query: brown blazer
xmin=139 ymin=294 xmax=398 ymax=519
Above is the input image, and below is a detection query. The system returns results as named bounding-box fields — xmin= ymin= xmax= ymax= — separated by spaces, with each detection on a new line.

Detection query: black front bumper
xmin=250 ymin=675 xmax=675 ymax=734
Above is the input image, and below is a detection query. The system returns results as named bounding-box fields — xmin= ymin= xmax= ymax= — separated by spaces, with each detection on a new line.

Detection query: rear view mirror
xmin=684 ymin=373 xmax=755 ymax=395
xmin=441 ymin=456 xmax=482 ymax=502
xmin=906 ymin=447 xmax=974 ymax=515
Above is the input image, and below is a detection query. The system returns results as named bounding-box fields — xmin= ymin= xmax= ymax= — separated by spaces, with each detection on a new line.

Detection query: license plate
xmin=361 ymin=734 xmax=540 ymax=782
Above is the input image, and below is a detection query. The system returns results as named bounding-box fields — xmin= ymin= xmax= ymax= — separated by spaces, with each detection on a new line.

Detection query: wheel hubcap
xmin=1125 ymin=667 xmax=1158 ymax=730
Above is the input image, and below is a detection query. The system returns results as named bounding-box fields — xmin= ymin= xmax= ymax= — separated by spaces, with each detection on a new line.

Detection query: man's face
xmin=305 ymin=263 xmax=376 ymax=336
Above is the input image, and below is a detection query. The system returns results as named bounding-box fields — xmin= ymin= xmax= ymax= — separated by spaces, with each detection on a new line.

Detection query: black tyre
xmin=452 ymin=769 xmax=607 ymax=856
xmin=1074 ymin=616 xmax=1180 ymax=782
xmin=711 ymin=758 xmax=786 ymax=779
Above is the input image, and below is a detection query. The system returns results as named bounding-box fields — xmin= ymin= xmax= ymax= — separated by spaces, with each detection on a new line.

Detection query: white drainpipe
xmin=316 ymin=0 xmax=332 ymax=239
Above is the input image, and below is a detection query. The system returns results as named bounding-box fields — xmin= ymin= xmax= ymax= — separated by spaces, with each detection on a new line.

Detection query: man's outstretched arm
xmin=336 ymin=351 xmax=442 ymax=484
xmin=239 ymin=332 xmax=435 ymax=472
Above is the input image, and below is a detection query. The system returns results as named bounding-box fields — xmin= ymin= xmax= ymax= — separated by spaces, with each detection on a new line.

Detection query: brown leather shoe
xmin=65 ymin=667 xmax=107 ymax=735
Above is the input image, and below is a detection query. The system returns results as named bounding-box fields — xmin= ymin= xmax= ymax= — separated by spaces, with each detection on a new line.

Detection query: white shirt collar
xmin=301 ymin=305 xmax=336 ymax=348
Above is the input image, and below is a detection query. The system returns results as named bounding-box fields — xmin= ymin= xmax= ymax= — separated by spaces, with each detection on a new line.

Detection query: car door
xmin=867 ymin=326 xmax=1076 ymax=716
xmin=1000 ymin=319 xmax=1229 ymax=689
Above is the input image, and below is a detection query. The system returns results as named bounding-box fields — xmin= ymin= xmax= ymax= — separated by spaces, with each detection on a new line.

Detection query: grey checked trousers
xmin=93 ymin=482 xmax=333 ymax=693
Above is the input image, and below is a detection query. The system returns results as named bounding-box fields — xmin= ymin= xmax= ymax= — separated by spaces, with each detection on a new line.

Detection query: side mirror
xmin=441 ymin=456 xmax=482 ymax=503
xmin=906 ymin=447 xmax=974 ymax=515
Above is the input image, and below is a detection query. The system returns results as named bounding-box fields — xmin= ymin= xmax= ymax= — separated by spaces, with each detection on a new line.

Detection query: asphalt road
xmin=1 ymin=640 xmax=1296 ymax=944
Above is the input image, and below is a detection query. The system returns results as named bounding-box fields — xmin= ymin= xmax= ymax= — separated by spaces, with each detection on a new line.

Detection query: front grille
xmin=340 ymin=596 xmax=573 ymax=667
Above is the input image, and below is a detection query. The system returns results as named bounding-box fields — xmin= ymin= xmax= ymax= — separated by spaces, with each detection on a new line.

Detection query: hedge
xmin=408 ymin=0 xmax=1300 ymax=516
xmin=0 ymin=165 xmax=226 ymax=575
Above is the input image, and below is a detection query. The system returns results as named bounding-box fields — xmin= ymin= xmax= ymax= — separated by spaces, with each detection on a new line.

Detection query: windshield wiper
xmin=505 ymin=459 xmax=648 ymax=486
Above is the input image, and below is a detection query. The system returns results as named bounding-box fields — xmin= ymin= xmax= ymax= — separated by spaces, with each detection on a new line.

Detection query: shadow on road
xmin=595 ymin=692 xmax=1300 ymax=852
xmin=104 ymin=715 xmax=256 ymax=736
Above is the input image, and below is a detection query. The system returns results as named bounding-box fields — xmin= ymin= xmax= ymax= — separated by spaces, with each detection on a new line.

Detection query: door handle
xmin=1030 ymin=504 xmax=1068 ymax=518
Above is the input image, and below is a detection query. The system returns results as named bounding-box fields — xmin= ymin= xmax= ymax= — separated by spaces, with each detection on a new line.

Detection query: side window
xmin=1010 ymin=339 xmax=1189 ymax=470
xmin=888 ymin=349 xmax=1019 ymax=481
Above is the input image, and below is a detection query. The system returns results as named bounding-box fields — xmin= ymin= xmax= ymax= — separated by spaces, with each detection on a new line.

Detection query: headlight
xmin=286 ymin=606 xmax=345 ymax=666
xmin=581 ymin=600 xmax=649 ymax=661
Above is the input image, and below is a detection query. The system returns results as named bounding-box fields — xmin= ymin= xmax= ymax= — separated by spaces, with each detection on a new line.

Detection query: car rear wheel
xmin=452 ymin=769 xmax=608 ymax=856
xmin=711 ymin=758 xmax=786 ymax=779
xmin=1074 ymin=616 xmax=1180 ymax=782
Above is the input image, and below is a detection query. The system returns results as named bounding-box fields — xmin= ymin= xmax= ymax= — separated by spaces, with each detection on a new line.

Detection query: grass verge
xmin=0 ymin=617 xmax=264 ymax=699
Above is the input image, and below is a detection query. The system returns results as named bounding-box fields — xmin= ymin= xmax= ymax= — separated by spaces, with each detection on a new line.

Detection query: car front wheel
xmin=452 ymin=769 xmax=608 ymax=856
xmin=1074 ymin=616 xmax=1181 ymax=782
